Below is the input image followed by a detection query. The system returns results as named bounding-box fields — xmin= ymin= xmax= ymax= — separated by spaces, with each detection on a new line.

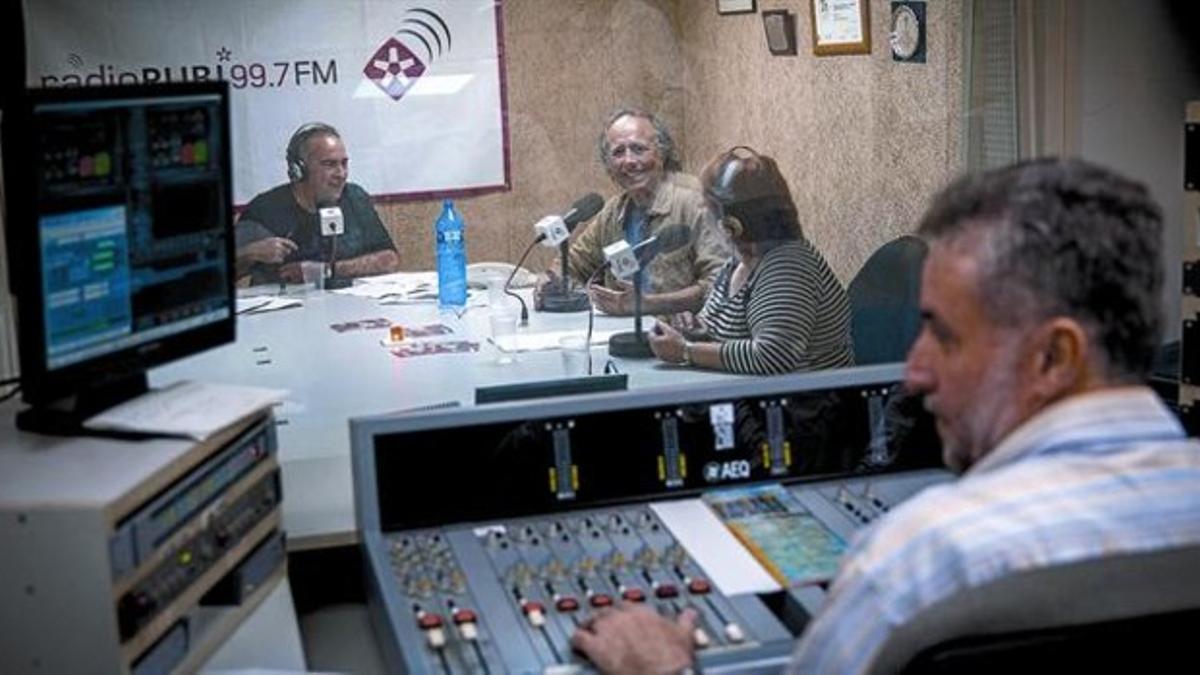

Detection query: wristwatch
xmin=681 ymin=341 xmax=695 ymax=367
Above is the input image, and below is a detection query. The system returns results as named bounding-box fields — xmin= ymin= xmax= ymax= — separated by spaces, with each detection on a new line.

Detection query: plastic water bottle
xmin=435 ymin=199 xmax=467 ymax=310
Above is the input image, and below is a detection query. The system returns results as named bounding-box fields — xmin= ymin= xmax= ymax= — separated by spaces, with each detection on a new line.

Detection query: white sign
xmin=23 ymin=0 xmax=510 ymax=205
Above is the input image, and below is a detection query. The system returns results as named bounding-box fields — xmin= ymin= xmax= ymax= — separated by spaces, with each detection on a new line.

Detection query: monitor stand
xmin=15 ymin=371 xmax=155 ymax=438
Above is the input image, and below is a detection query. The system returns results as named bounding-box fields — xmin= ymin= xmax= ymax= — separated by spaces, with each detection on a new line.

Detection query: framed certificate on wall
xmin=717 ymin=0 xmax=756 ymax=15
xmin=810 ymin=0 xmax=871 ymax=56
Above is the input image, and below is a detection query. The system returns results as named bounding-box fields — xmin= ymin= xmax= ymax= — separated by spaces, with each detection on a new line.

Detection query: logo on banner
xmin=363 ymin=7 xmax=452 ymax=102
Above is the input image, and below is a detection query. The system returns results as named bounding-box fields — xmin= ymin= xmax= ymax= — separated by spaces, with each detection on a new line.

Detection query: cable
xmin=0 ymin=384 xmax=22 ymax=404
xmin=583 ymin=267 xmax=605 ymax=376
xmin=502 ymin=239 xmax=538 ymax=325
xmin=0 ymin=375 xmax=19 ymax=386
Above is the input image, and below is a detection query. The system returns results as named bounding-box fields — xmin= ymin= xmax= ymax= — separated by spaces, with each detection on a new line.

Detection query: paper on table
xmin=492 ymin=329 xmax=618 ymax=353
xmin=336 ymin=273 xmax=487 ymax=308
xmin=236 ymin=296 xmax=303 ymax=314
xmin=84 ymin=381 xmax=287 ymax=441
xmin=332 ymin=271 xmax=439 ymax=300
xmin=651 ymin=498 xmax=781 ymax=596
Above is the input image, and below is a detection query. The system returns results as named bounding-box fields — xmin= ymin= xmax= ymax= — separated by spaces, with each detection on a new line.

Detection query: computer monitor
xmin=2 ymin=82 xmax=234 ymax=431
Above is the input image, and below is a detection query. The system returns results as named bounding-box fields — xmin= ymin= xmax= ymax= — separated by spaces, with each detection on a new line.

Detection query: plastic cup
xmin=300 ymin=261 xmax=326 ymax=291
xmin=489 ymin=310 xmax=519 ymax=364
xmin=486 ymin=272 xmax=508 ymax=308
xmin=559 ymin=335 xmax=591 ymax=376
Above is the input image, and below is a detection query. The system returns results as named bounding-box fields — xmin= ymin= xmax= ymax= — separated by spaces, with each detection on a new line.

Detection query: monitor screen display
xmin=4 ymin=82 xmax=234 ymax=409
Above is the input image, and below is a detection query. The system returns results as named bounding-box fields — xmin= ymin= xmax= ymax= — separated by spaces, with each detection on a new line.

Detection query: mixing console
xmin=370 ymin=504 xmax=793 ymax=674
xmin=353 ymin=365 xmax=950 ymax=672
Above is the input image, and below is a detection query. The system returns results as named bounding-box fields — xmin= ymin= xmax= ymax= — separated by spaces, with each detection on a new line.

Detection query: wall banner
xmin=23 ymin=0 xmax=510 ymax=205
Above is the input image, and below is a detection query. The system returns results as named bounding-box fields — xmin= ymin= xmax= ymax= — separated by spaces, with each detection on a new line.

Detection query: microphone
xmin=319 ymin=205 xmax=345 ymax=236
xmin=534 ymin=192 xmax=604 ymax=246
xmin=599 ymin=223 xmax=692 ymax=359
xmin=318 ymin=200 xmax=352 ymax=289
xmin=538 ymin=193 xmax=605 ymax=313
xmin=602 ymin=223 xmax=691 ymax=280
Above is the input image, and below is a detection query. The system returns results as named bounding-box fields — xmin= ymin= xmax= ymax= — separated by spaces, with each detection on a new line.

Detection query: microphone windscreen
xmin=563 ymin=192 xmax=605 ymax=229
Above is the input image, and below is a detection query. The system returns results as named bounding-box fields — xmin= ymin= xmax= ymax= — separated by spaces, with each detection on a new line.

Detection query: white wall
xmin=1077 ymin=0 xmax=1200 ymax=342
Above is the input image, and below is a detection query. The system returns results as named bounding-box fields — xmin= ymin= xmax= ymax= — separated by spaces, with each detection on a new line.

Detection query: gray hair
xmin=917 ymin=157 xmax=1164 ymax=382
xmin=596 ymin=107 xmax=681 ymax=172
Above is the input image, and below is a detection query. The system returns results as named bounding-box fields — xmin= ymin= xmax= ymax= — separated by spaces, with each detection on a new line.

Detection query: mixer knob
xmin=621 ymin=588 xmax=646 ymax=603
xmin=415 ymin=578 xmax=434 ymax=597
xmin=687 ymin=578 xmax=712 ymax=595
xmin=414 ymin=609 xmax=446 ymax=650
xmin=692 ymin=626 xmax=711 ymax=649
xmin=452 ymin=608 xmax=479 ymax=641
xmin=724 ymin=622 xmax=746 ymax=643
xmin=588 ymin=593 xmax=613 ymax=608
xmin=653 ymin=583 xmax=679 ymax=599
xmin=417 ymin=611 xmax=443 ymax=630
xmin=555 ymin=596 xmax=580 ymax=612
xmin=521 ymin=600 xmax=546 ymax=627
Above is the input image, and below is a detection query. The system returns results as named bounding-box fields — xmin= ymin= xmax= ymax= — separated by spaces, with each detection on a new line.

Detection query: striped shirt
xmin=789 ymin=387 xmax=1200 ymax=674
xmin=699 ymin=239 xmax=853 ymax=375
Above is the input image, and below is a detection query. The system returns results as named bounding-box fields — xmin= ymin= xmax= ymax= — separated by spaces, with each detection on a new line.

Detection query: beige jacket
xmin=567 ymin=172 xmax=730 ymax=293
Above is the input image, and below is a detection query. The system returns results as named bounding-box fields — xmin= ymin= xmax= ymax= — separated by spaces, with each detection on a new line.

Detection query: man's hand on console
xmin=571 ymin=603 xmax=698 ymax=674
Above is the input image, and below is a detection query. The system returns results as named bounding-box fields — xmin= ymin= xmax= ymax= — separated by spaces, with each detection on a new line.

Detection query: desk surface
xmin=153 ymin=287 xmax=743 ymax=548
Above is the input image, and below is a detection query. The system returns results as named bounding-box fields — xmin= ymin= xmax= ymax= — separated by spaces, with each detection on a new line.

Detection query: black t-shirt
xmin=238 ymin=182 xmax=395 ymax=283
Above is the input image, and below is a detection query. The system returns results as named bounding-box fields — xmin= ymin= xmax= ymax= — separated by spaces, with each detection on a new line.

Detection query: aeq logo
xmin=703 ymin=460 xmax=752 ymax=483
xmin=364 ymin=7 xmax=452 ymax=101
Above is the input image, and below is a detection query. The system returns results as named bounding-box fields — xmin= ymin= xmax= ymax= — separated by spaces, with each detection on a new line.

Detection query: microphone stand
xmin=324 ymin=233 xmax=352 ymax=290
xmin=607 ymin=268 xmax=653 ymax=358
xmin=541 ymin=240 xmax=591 ymax=312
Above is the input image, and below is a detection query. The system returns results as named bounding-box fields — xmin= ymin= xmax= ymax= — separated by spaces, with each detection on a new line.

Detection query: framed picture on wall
xmin=717 ymin=0 xmax=756 ymax=15
xmin=810 ymin=0 xmax=871 ymax=55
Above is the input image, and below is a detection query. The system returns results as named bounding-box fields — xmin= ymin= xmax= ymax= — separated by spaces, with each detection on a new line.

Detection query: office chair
xmin=847 ymin=235 xmax=927 ymax=364
xmin=868 ymin=544 xmax=1200 ymax=674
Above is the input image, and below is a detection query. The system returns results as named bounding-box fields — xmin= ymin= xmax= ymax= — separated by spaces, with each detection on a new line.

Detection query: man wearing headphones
xmin=235 ymin=122 xmax=400 ymax=285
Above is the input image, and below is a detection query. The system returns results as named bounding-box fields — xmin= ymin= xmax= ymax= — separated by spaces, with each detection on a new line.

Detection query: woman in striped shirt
xmin=648 ymin=147 xmax=854 ymax=374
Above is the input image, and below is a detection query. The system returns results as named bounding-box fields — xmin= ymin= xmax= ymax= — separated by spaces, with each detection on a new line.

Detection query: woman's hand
xmin=648 ymin=320 xmax=687 ymax=364
xmin=670 ymin=311 xmax=708 ymax=340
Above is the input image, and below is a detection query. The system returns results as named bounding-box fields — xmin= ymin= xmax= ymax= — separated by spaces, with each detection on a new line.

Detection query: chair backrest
xmin=874 ymin=544 xmax=1200 ymax=674
xmin=847 ymin=236 xmax=928 ymax=364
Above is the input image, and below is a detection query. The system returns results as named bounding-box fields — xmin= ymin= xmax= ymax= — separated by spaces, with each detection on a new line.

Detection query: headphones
xmin=286 ymin=122 xmax=340 ymax=182
xmin=723 ymin=214 xmax=745 ymax=240
xmin=711 ymin=146 xmax=761 ymax=240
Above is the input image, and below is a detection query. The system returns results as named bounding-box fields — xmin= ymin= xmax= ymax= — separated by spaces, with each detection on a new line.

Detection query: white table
xmin=155 ymin=286 xmax=742 ymax=549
